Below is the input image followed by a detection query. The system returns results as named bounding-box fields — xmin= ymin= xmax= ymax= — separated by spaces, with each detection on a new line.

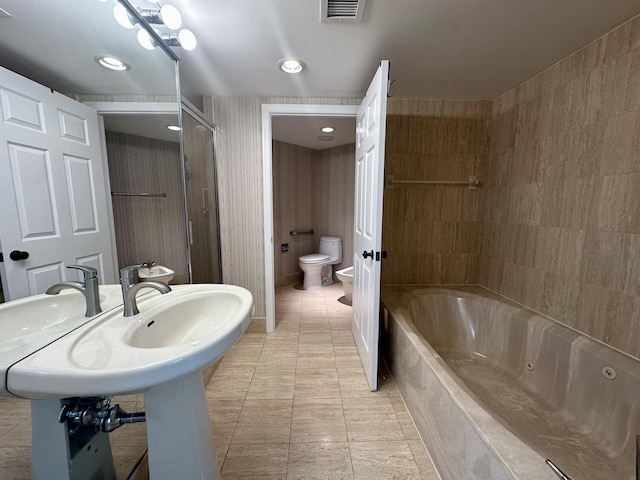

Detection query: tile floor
xmin=0 ymin=283 xmax=439 ymax=479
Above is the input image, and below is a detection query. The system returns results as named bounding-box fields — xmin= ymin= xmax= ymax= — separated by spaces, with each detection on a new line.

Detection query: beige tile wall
xmin=273 ymin=140 xmax=317 ymax=286
xmin=481 ymin=16 xmax=640 ymax=359
xmin=315 ymin=144 xmax=356 ymax=272
xmin=213 ymin=97 xmax=360 ymax=317
xmin=273 ymin=141 xmax=356 ymax=287
xmin=382 ymin=99 xmax=492 ymax=284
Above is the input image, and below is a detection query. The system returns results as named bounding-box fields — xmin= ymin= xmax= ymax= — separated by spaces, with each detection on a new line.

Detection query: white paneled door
xmin=0 ymin=66 xmax=116 ymax=300
xmin=352 ymin=60 xmax=389 ymax=391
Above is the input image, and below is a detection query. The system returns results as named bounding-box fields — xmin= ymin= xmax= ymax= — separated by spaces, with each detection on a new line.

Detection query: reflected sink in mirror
xmin=7 ymin=284 xmax=253 ymax=399
xmin=137 ymin=265 xmax=174 ymax=284
xmin=0 ymin=285 xmax=125 ymax=398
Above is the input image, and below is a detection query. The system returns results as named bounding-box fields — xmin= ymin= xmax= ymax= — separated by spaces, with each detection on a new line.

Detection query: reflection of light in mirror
xmin=113 ymin=3 xmax=136 ymax=29
xmin=167 ymin=125 xmax=181 ymax=131
xmin=94 ymin=55 xmax=131 ymax=71
xmin=137 ymin=29 xmax=156 ymax=50
xmin=321 ymin=126 xmax=335 ymax=133
xmin=113 ymin=1 xmax=197 ymax=51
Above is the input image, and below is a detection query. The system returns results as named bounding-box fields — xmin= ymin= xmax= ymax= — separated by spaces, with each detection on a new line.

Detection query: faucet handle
xmin=142 ymin=260 xmax=156 ymax=269
xmin=120 ymin=265 xmax=142 ymax=280
xmin=68 ymin=265 xmax=98 ymax=281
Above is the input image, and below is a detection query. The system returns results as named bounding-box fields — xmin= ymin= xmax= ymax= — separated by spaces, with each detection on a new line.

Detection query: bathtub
xmin=381 ymin=286 xmax=640 ymax=480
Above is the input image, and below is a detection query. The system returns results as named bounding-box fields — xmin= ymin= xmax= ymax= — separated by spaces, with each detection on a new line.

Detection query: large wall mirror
xmin=0 ymin=0 xmax=189 ymax=300
xmin=0 ymin=1 xmax=187 ymax=476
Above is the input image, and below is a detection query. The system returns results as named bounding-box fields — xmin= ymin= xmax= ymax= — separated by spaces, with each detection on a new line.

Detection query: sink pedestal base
xmin=145 ymin=371 xmax=220 ymax=480
xmin=31 ymin=398 xmax=116 ymax=480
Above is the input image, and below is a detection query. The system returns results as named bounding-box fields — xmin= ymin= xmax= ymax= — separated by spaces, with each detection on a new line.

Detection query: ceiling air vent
xmin=321 ymin=0 xmax=366 ymax=23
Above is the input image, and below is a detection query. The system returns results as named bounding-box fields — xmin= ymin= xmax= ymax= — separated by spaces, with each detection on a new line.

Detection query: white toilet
xmin=298 ymin=236 xmax=342 ymax=290
xmin=336 ymin=266 xmax=353 ymax=304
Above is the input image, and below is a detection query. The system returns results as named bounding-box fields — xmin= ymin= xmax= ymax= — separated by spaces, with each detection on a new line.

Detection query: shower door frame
xmin=181 ymin=99 xmax=223 ymax=284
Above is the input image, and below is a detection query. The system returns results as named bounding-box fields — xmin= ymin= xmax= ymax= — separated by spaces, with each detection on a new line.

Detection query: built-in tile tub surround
xmin=381 ymin=286 xmax=640 ymax=480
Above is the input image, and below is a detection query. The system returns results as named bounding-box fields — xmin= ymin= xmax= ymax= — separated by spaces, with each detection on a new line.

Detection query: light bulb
xmin=113 ymin=3 xmax=136 ymax=29
xmin=321 ymin=127 xmax=335 ymax=133
xmin=178 ymin=29 xmax=197 ymax=50
xmin=137 ymin=29 xmax=156 ymax=50
xmin=160 ymin=4 xmax=182 ymax=29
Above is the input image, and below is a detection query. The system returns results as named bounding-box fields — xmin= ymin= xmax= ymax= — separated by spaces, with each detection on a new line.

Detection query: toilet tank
xmin=319 ymin=236 xmax=342 ymax=264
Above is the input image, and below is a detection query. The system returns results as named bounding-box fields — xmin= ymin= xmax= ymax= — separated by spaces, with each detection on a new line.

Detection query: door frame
xmin=261 ymin=104 xmax=359 ymax=333
xmin=87 ymin=101 xmax=189 ymax=283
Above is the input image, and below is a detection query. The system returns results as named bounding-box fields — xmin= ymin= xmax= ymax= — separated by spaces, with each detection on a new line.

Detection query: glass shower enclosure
xmin=181 ymin=106 xmax=222 ymax=284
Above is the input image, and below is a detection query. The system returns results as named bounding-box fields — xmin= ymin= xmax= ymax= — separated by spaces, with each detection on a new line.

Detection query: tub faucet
xmin=46 ymin=265 xmax=102 ymax=317
xmin=119 ymin=265 xmax=171 ymax=317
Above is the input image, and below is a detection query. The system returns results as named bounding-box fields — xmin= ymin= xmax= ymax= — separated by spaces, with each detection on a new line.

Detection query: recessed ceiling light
xmin=321 ymin=126 xmax=335 ymax=133
xmin=278 ymin=58 xmax=306 ymax=74
xmin=167 ymin=125 xmax=181 ymax=131
xmin=94 ymin=55 xmax=130 ymax=71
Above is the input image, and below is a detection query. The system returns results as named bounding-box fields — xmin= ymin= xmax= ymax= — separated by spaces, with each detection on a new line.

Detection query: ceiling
xmin=272 ymin=116 xmax=356 ymax=150
xmin=0 ymin=0 xmax=639 ymax=147
xmin=177 ymin=0 xmax=640 ymax=101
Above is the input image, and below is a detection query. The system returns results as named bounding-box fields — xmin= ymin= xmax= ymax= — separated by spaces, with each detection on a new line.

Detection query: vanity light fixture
xmin=162 ymin=29 xmax=198 ymax=51
xmin=94 ymin=55 xmax=131 ymax=71
xmin=113 ymin=3 xmax=136 ymax=29
xmin=140 ymin=4 xmax=182 ymax=30
xmin=137 ymin=29 xmax=157 ymax=50
xmin=113 ymin=1 xmax=198 ymax=52
xmin=278 ymin=58 xmax=306 ymax=74
xmin=321 ymin=126 xmax=335 ymax=133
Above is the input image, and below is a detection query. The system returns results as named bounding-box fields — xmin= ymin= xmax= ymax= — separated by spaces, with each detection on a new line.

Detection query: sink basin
xmin=0 ymin=285 xmax=125 ymax=398
xmin=138 ymin=265 xmax=174 ymax=284
xmin=127 ymin=290 xmax=243 ymax=348
xmin=6 ymin=284 xmax=253 ymax=398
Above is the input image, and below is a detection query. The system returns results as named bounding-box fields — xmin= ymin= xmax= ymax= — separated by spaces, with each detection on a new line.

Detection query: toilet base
xmin=301 ymin=265 xmax=334 ymax=290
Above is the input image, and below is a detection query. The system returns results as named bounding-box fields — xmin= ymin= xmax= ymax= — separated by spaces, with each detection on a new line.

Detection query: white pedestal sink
xmin=5 ymin=284 xmax=254 ymax=480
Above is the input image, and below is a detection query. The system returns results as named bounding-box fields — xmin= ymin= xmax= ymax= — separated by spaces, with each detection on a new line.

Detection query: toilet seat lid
xmin=299 ymin=254 xmax=330 ymax=264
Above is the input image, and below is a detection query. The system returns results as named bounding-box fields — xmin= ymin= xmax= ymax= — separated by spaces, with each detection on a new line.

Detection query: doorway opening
xmin=261 ymin=104 xmax=359 ymax=333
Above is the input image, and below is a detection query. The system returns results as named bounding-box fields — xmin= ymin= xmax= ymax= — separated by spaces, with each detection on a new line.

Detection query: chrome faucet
xmin=119 ymin=265 xmax=171 ymax=317
xmin=46 ymin=265 xmax=102 ymax=317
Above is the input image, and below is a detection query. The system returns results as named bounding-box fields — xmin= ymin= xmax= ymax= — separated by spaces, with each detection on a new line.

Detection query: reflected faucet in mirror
xmin=45 ymin=265 xmax=102 ymax=317
xmin=119 ymin=265 xmax=171 ymax=317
